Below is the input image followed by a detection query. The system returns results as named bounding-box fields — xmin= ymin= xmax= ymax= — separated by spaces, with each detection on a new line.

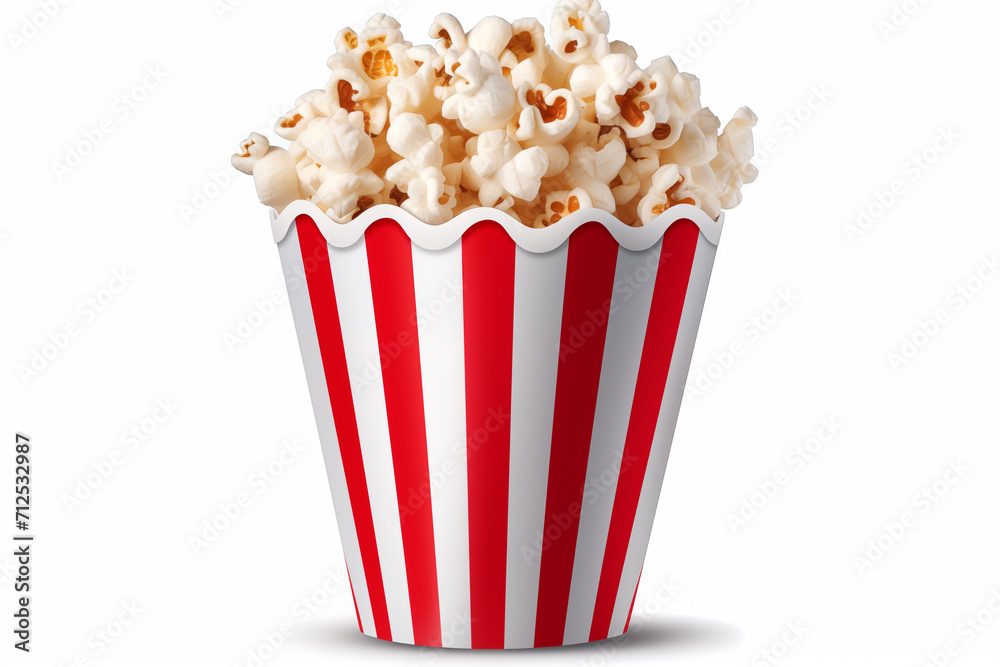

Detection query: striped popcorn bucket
xmin=272 ymin=201 xmax=724 ymax=649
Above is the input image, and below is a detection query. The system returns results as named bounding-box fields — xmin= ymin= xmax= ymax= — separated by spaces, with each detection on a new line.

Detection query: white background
xmin=2 ymin=0 xmax=999 ymax=665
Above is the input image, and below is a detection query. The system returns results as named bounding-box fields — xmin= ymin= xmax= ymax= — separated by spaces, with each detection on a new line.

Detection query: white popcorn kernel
xmin=711 ymin=106 xmax=759 ymax=210
xmin=569 ymin=52 xmax=636 ymax=101
xmin=509 ymin=60 xmax=544 ymax=90
xmin=440 ymin=49 xmax=518 ymax=134
xmin=464 ymin=130 xmax=514 ymax=182
xmin=638 ymin=164 xmax=721 ymax=224
xmin=646 ymin=56 xmax=702 ymax=123
xmin=296 ymin=111 xmax=376 ymax=174
xmin=467 ymin=16 xmax=514 ymax=60
xmin=387 ymin=47 xmax=443 ymax=121
xmin=660 ymin=107 xmax=721 ymax=167
xmin=387 ymin=113 xmax=446 ymax=167
xmin=463 ymin=129 xmax=548 ymax=206
xmin=498 ymin=146 xmax=549 ymax=201
xmin=680 ymin=165 xmax=723 ymax=220
xmin=328 ymin=16 xmax=406 ymax=86
xmin=385 ymin=113 xmax=447 ymax=190
xmin=326 ymin=60 xmax=390 ymax=136
xmin=501 ymin=18 xmax=549 ymax=74
xmin=593 ymin=61 xmax=670 ymax=139
xmin=232 ymin=133 xmax=269 ymax=175
xmin=232 ymin=135 xmax=301 ymax=213
xmin=401 ymin=166 xmax=459 ymax=225
xmin=551 ymin=0 xmax=611 ymax=65
xmin=252 ymin=148 xmax=301 ymax=213
xmin=511 ymin=84 xmax=581 ymax=147
xmin=563 ymin=131 xmax=627 ymax=212
xmin=534 ymin=188 xmax=593 ymax=228
xmin=314 ymin=169 xmax=385 ymax=223
xmin=619 ymin=57 xmax=696 ymax=150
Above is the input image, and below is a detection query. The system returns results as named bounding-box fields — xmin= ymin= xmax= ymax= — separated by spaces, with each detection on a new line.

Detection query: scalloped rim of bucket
xmin=269 ymin=201 xmax=725 ymax=253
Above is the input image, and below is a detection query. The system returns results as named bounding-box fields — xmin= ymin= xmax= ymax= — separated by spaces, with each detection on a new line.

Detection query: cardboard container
xmin=272 ymin=201 xmax=723 ymax=648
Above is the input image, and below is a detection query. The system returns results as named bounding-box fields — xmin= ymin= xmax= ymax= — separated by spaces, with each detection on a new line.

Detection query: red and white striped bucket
xmin=272 ymin=201 xmax=723 ymax=649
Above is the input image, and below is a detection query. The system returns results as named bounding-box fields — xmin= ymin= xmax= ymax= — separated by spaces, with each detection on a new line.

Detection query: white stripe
xmin=608 ymin=236 xmax=718 ymax=636
xmin=410 ymin=242 xmax=471 ymax=649
xmin=279 ymin=225 xmax=375 ymax=635
xmin=328 ymin=236 xmax=414 ymax=644
xmin=562 ymin=242 xmax=662 ymax=645
xmin=504 ymin=243 xmax=569 ymax=648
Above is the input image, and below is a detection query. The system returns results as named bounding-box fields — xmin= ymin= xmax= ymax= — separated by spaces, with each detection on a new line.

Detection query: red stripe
xmin=365 ymin=219 xmax=443 ymax=647
xmin=462 ymin=222 xmax=516 ymax=648
xmin=347 ymin=562 xmax=363 ymax=633
xmin=533 ymin=222 xmax=620 ymax=647
xmin=589 ymin=220 xmax=699 ymax=642
xmin=297 ymin=216 xmax=393 ymax=640
xmin=624 ymin=570 xmax=641 ymax=633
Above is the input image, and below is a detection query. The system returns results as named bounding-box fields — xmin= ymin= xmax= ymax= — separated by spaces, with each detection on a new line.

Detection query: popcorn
xmin=563 ymin=130 xmax=627 ymax=212
xmin=441 ymin=49 xmax=518 ymax=134
xmin=326 ymin=59 xmax=391 ymax=136
xmin=511 ymin=84 xmax=581 ymax=146
xmin=387 ymin=46 xmax=443 ymax=121
xmin=551 ymin=0 xmax=611 ymax=65
xmin=592 ymin=58 xmax=670 ymax=140
xmin=399 ymin=166 xmax=459 ymax=225
xmin=534 ymin=188 xmax=593 ymax=228
xmin=334 ymin=14 xmax=409 ymax=95
xmin=711 ymin=107 xmax=759 ymax=210
xmin=467 ymin=17 xmax=514 ymax=60
xmin=500 ymin=18 xmax=549 ymax=82
xmin=612 ymin=145 xmax=658 ymax=206
xmin=636 ymin=57 xmax=699 ymax=150
xmin=539 ymin=143 xmax=570 ymax=178
xmin=295 ymin=159 xmax=324 ymax=199
xmin=314 ymin=170 xmax=385 ymax=223
xmin=235 ymin=5 xmax=757 ymax=227
xmin=231 ymin=134 xmax=300 ymax=213
xmin=385 ymin=113 xmax=447 ymax=188
xmin=637 ymin=164 xmax=684 ymax=224
xmin=638 ymin=164 xmax=722 ymax=224
xmin=660 ymin=107 xmax=721 ymax=167
xmin=463 ymin=130 xmax=548 ymax=208
xmin=297 ymin=110 xmax=375 ymax=174
xmin=430 ymin=14 xmax=469 ymax=55
xmin=232 ymin=133 xmax=269 ymax=176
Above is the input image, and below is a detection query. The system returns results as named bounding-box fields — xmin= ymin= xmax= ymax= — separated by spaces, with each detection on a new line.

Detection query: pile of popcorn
xmin=233 ymin=0 xmax=758 ymax=228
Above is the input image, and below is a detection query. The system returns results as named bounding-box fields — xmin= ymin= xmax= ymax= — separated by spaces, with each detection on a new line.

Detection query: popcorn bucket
xmin=272 ymin=201 xmax=723 ymax=649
